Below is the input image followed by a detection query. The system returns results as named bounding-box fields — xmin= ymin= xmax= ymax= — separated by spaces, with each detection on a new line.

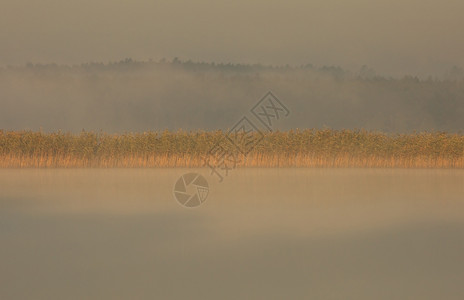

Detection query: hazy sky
xmin=1 ymin=0 xmax=463 ymax=76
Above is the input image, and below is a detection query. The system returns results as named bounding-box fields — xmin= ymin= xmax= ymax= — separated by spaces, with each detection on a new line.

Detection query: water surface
xmin=1 ymin=169 xmax=463 ymax=299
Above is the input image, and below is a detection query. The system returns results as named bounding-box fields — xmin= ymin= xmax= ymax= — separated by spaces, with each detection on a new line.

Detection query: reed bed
xmin=1 ymin=129 xmax=464 ymax=168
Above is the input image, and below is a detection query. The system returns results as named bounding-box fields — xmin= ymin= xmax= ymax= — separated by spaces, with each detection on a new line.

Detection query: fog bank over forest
xmin=1 ymin=60 xmax=464 ymax=133
xmin=2 ymin=0 xmax=464 ymax=77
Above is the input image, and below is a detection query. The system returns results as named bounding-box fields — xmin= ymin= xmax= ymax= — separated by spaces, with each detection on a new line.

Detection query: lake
xmin=1 ymin=168 xmax=463 ymax=299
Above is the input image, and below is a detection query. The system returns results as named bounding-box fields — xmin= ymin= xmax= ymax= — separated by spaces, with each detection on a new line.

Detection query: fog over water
xmin=1 ymin=169 xmax=463 ymax=299
xmin=2 ymin=0 xmax=464 ymax=133
xmin=1 ymin=62 xmax=464 ymax=133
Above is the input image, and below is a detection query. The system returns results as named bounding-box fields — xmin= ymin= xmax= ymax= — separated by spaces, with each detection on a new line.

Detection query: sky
xmin=1 ymin=0 xmax=463 ymax=77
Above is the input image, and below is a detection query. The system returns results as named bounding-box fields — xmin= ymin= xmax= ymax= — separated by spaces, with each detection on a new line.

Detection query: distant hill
xmin=1 ymin=59 xmax=463 ymax=133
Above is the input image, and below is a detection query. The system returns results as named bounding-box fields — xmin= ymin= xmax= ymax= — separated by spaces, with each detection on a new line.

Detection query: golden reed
xmin=1 ymin=130 xmax=464 ymax=168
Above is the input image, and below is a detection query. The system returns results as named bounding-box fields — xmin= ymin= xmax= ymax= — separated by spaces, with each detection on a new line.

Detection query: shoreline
xmin=1 ymin=154 xmax=463 ymax=168
xmin=2 ymin=129 xmax=464 ymax=168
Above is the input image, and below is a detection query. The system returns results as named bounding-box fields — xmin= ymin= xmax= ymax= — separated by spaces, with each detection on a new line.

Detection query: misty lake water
xmin=1 ymin=168 xmax=463 ymax=299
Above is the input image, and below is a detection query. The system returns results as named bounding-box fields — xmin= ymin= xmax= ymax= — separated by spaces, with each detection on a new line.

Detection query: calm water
xmin=1 ymin=169 xmax=463 ymax=299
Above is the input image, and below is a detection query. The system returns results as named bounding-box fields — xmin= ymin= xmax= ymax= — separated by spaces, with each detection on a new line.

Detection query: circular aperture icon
xmin=173 ymin=173 xmax=209 ymax=208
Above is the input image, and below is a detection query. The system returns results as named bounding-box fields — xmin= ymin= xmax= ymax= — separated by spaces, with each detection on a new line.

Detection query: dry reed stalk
xmin=1 ymin=130 xmax=464 ymax=168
